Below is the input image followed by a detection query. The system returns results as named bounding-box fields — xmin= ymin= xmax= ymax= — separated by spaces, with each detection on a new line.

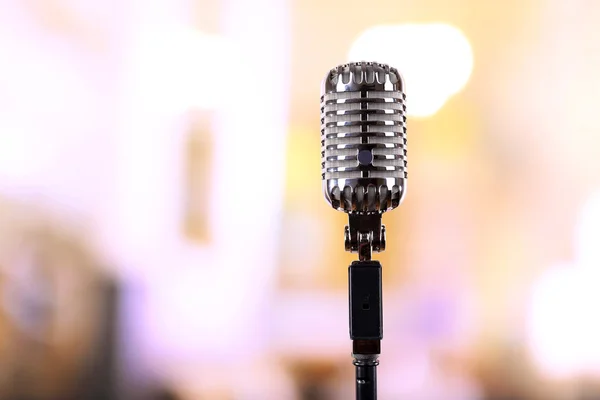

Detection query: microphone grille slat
xmin=323 ymin=137 xmax=363 ymax=146
xmin=372 ymin=147 xmax=405 ymax=156
xmin=367 ymin=171 xmax=406 ymax=179
xmin=368 ymin=136 xmax=405 ymax=144
xmin=372 ymin=159 xmax=407 ymax=168
xmin=323 ymin=113 xmax=405 ymax=124
xmin=327 ymin=148 xmax=360 ymax=156
xmin=322 ymin=101 xmax=405 ymax=113
xmin=327 ymin=171 xmax=406 ymax=179
xmin=321 ymin=90 xmax=405 ymax=101
xmin=325 ymin=159 xmax=360 ymax=168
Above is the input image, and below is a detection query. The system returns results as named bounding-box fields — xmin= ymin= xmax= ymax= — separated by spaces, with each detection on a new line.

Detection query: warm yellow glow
xmin=348 ymin=24 xmax=474 ymax=118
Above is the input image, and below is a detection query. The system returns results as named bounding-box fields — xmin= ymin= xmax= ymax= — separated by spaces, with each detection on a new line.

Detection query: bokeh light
xmin=528 ymin=191 xmax=600 ymax=379
xmin=348 ymin=23 xmax=474 ymax=117
xmin=131 ymin=28 xmax=239 ymax=112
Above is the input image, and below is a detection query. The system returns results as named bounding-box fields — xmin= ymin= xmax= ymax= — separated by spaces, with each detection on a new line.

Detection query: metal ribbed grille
xmin=321 ymin=90 xmax=407 ymax=180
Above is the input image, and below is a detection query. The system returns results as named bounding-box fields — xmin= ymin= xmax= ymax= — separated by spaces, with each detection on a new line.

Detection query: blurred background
xmin=0 ymin=0 xmax=600 ymax=399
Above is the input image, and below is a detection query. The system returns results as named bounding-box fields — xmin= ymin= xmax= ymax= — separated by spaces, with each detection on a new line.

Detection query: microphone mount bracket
xmin=344 ymin=213 xmax=386 ymax=261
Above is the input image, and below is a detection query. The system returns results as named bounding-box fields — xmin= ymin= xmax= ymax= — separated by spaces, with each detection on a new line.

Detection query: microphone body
xmin=321 ymin=62 xmax=407 ymax=214
xmin=320 ymin=62 xmax=407 ymax=400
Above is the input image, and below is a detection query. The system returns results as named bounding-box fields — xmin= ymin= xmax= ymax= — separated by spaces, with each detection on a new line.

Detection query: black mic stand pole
xmin=345 ymin=213 xmax=385 ymax=400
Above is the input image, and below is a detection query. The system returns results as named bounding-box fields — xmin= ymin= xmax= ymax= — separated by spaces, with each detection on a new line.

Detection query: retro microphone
xmin=320 ymin=61 xmax=407 ymax=400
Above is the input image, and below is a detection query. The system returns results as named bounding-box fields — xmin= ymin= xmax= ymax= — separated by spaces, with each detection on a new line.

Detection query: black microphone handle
xmin=350 ymin=260 xmax=382 ymax=400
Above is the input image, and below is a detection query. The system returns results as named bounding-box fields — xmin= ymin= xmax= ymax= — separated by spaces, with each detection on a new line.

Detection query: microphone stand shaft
xmin=355 ymin=363 xmax=377 ymax=400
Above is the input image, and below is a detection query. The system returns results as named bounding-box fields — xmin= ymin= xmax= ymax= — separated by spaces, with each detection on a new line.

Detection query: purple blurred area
xmin=1 ymin=0 xmax=600 ymax=399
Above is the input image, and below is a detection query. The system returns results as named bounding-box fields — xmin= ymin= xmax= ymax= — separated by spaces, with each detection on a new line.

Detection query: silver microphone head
xmin=321 ymin=62 xmax=407 ymax=214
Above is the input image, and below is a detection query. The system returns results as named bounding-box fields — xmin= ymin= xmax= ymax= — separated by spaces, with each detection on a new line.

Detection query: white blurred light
xmin=574 ymin=190 xmax=600 ymax=268
xmin=528 ymin=190 xmax=600 ymax=378
xmin=527 ymin=264 xmax=599 ymax=378
xmin=132 ymin=28 xmax=239 ymax=112
xmin=348 ymin=24 xmax=474 ymax=117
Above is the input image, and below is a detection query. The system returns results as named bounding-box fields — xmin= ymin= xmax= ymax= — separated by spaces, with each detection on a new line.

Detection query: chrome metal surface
xmin=345 ymin=226 xmax=352 ymax=251
xmin=321 ymin=62 xmax=407 ymax=214
xmin=344 ymin=214 xmax=386 ymax=258
xmin=357 ymin=232 xmax=372 ymax=261
xmin=353 ymin=354 xmax=380 ymax=366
